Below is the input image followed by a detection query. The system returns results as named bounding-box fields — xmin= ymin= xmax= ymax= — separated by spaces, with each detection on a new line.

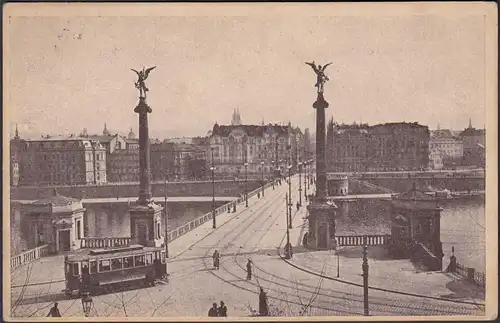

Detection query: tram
xmin=63 ymin=245 xmax=167 ymax=298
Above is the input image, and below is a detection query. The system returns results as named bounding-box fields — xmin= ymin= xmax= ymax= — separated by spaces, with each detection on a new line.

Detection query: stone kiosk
xmin=389 ymin=184 xmax=444 ymax=271
xmin=129 ymin=67 xmax=164 ymax=248
xmin=26 ymin=188 xmax=85 ymax=253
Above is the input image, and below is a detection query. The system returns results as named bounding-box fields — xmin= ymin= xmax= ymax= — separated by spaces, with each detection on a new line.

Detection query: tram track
xmin=219 ymin=181 xmax=478 ymax=316
xmin=198 ymin=179 xmax=359 ymax=315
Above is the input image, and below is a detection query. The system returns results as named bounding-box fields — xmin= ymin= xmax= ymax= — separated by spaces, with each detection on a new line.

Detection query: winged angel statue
xmin=131 ymin=66 xmax=156 ymax=98
xmin=305 ymin=61 xmax=332 ymax=94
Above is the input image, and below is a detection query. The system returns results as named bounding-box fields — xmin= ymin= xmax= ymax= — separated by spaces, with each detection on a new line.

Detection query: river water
xmin=334 ymin=196 xmax=486 ymax=273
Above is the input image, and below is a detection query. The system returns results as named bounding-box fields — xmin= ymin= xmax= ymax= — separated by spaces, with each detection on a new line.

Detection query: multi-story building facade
xmin=172 ymin=143 xmax=208 ymax=181
xmin=209 ymin=122 xmax=292 ymax=178
xmin=10 ymin=125 xmax=23 ymax=187
xmin=151 ymin=142 xmax=175 ymax=181
xmin=429 ymin=130 xmax=463 ymax=169
xmin=327 ymin=121 xmax=430 ymax=172
xmin=460 ymin=119 xmax=485 ymax=167
xmin=106 ymin=147 xmax=139 ymax=183
xmin=18 ymin=136 xmax=107 ymax=186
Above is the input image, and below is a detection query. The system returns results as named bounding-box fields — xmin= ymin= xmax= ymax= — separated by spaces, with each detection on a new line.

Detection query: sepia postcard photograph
xmin=3 ymin=2 xmax=498 ymax=321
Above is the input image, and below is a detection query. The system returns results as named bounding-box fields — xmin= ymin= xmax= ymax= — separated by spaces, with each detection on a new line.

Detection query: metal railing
xmin=165 ymin=181 xmax=274 ymax=243
xmin=10 ymin=244 xmax=49 ymax=270
xmin=456 ymin=262 xmax=485 ymax=288
xmin=80 ymin=237 xmax=131 ymax=249
xmin=336 ymin=234 xmax=391 ymax=247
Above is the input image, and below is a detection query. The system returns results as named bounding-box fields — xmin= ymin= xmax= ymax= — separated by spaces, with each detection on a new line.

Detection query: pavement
xmin=9 ymin=176 xmax=486 ymax=318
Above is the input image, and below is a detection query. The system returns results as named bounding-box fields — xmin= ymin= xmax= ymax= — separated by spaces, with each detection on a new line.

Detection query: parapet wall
xmin=348 ymin=177 xmax=485 ymax=194
xmin=10 ymin=180 xmax=263 ymax=201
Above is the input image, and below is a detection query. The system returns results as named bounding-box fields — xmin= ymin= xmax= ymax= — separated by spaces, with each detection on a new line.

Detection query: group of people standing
xmin=208 ymin=301 xmax=228 ymax=317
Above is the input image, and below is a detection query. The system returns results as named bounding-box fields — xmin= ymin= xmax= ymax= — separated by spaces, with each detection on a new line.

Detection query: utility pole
xmin=164 ymin=177 xmax=169 ymax=259
xmin=261 ymin=161 xmax=265 ymax=197
xmin=362 ymin=239 xmax=369 ymax=316
xmin=211 ymin=148 xmax=216 ymax=229
xmin=285 ymin=193 xmax=291 ymax=259
xmin=298 ymin=162 xmax=302 ymax=206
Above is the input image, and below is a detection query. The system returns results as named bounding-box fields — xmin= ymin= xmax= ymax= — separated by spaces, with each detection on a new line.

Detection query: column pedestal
xmin=129 ymin=202 xmax=163 ymax=247
xmin=306 ymin=199 xmax=337 ymax=250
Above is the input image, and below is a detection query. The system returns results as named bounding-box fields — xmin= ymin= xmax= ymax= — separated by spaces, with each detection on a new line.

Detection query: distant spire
xmin=437 ymin=121 xmax=440 ymax=130
xmin=14 ymin=124 xmax=19 ymax=139
xmin=103 ymin=123 xmax=110 ymax=136
xmin=468 ymin=118 xmax=472 ymax=129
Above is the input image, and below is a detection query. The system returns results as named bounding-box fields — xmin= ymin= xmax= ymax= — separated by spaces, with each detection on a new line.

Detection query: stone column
xmin=134 ymin=97 xmax=153 ymax=205
xmin=129 ymin=95 xmax=163 ymax=248
xmin=307 ymin=92 xmax=337 ymax=250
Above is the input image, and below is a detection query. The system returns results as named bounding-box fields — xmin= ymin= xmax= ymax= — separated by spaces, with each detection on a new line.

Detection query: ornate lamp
xmin=81 ymin=292 xmax=93 ymax=317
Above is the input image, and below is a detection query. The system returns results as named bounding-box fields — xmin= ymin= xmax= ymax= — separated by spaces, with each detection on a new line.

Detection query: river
xmin=334 ymin=196 xmax=486 ymax=273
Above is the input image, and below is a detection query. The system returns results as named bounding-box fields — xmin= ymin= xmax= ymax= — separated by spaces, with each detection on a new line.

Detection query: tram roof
xmin=65 ymin=245 xmax=163 ymax=262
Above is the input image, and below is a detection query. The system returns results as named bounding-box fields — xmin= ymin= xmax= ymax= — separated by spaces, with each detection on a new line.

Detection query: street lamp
xmin=285 ymin=193 xmax=292 ymax=259
xmin=271 ymin=160 xmax=275 ymax=189
xmin=244 ymin=162 xmax=249 ymax=207
xmin=304 ymin=160 xmax=307 ymax=201
xmin=260 ymin=161 xmax=265 ymax=197
xmin=298 ymin=161 xmax=302 ymax=207
xmin=81 ymin=292 xmax=93 ymax=317
xmin=211 ymin=148 xmax=216 ymax=229
xmin=287 ymin=164 xmax=292 ymax=229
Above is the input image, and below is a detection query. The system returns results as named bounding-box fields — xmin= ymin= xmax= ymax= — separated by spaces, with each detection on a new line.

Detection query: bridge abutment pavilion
xmin=306 ymin=200 xmax=337 ymax=250
xmin=129 ymin=202 xmax=164 ymax=247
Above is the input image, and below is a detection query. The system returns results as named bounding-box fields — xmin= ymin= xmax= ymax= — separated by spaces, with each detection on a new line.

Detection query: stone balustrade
xmin=336 ymin=234 xmax=391 ymax=247
xmin=80 ymin=237 xmax=131 ymax=249
xmin=11 ymin=244 xmax=49 ymax=270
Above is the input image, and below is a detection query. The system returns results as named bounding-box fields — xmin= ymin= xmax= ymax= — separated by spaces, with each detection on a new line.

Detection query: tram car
xmin=63 ymin=245 xmax=166 ymax=298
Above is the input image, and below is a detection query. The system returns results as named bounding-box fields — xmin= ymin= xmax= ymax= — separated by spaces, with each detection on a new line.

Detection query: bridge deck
xmin=12 ymin=196 xmax=238 ymax=204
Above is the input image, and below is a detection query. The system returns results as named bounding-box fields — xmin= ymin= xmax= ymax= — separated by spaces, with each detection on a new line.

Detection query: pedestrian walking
xmin=302 ymin=232 xmax=309 ymax=248
xmin=208 ymin=303 xmax=218 ymax=317
xmin=246 ymin=259 xmax=252 ymax=280
xmin=218 ymin=301 xmax=228 ymax=317
xmin=258 ymin=287 xmax=269 ymax=316
xmin=213 ymin=250 xmax=220 ymax=270
xmin=296 ymin=201 xmax=300 ymax=211
xmin=47 ymin=302 xmax=61 ymax=317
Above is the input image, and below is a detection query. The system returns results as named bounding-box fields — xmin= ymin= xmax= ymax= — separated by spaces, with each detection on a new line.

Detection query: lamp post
xmin=287 ymin=164 xmax=292 ymax=229
xmin=244 ymin=162 xmax=249 ymax=207
xmin=81 ymin=292 xmax=93 ymax=317
xmin=261 ymin=161 xmax=265 ymax=197
xmin=285 ymin=193 xmax=292 ymax=259
xmin=304 ymin=160 xmax=308 ymax=201
xmin=307 ymin=159 xmax=311 ymax=189
xmin=271 ymin=160 xmax=275 ymax=189
xmin=298 ymin=161 xmax=302 ymax=207
xmin=362 ymin=241 xmax=369 ymax=316
xmin=211 ymin=148 xmax=216 ymax=229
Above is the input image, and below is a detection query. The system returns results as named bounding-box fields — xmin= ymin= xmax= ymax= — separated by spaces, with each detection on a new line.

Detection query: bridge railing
xmin=456 ymin=262 xmax=485 ymax=289
xmin=81 ymin=237 xmax=131 ymax=249
xmin=165 ymin=181 xmax=274 ymax=243
xmin=336 ymin=234 xmax=391 ymax=247
xmin=11 ymin=244 xmax=49 ymax=271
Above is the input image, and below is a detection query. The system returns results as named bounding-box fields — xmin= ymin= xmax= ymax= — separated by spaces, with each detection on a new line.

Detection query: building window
xmin=75 ymin=220 xmax=82 ymax=239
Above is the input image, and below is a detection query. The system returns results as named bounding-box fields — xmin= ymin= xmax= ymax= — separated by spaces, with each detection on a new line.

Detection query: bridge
xmin=332 ymin=169 xmax=485 ymax=195
xmin=10 ymin=179 xmax=264 ymax=201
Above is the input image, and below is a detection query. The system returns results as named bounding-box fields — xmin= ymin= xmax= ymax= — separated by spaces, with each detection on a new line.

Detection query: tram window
xmin=71 ymin=263 xmax=80 ymax=276
xmin=145 ymin=254 xmax=152 ymax=265
xmin=134 ymin=255 xmax=145 ymax=267
xmin=111 ymin=258 xmax=123 ymax=270
xmin=99 ymin=260 xmax=111 ymax=272
xmin=123 ymin=256 xmax=134 ymax=269
xmin=81 ymin=261 xmax=90 ymax=274
xmin=90 ymin=261 xmax=98 ymax=274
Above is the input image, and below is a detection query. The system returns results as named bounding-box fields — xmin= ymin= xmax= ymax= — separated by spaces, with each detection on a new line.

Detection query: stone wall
xmin=10 ymin=180 xmax=262 ymax=201
xmin=348 ymin=177 xmax=485 ymax=194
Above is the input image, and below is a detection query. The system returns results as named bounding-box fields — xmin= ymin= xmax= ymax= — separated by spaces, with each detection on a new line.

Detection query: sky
xmin=6 ymin=7 xmax=488 ymax=140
